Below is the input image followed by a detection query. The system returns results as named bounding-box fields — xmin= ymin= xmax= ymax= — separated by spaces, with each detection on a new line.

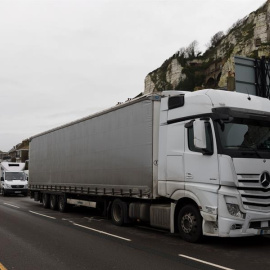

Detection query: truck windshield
xmin=216 ymin=117 xmax=270 ymax=158
xmin=5 ymin=172 xmax=25 ymax=180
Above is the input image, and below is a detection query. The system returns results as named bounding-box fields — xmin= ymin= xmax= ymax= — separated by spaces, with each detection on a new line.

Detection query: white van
xmin=0 ymin=162 xmax=28 ymax=196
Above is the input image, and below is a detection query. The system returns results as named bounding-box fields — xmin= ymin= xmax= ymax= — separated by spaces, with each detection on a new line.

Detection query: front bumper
xmin=202 ymin=186 xmax=270 ymax=237
xmin=218 ymin=187 xmax=270 ymax=237
xmin=4 ymin=188 xmax=28 ymax=195
xmin=218 ymin=211 xmax=270 ymax=237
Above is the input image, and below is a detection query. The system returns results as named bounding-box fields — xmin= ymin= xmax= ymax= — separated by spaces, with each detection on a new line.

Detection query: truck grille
xmin=11 ymin=185 xmax=24 ymax=188
xmin=237 ymin=174 xmax=270 ymax=212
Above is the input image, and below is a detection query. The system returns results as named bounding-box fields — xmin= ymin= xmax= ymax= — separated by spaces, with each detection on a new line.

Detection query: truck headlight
xmin=5 ymin=184 xmax=11 ymax=188
xmin=226 ymin=203 xmax=245 ymax=219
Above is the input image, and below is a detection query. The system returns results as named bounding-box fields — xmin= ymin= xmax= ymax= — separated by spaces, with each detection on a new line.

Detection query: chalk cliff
xmin=145 ymin=0 xmax=270 ymax=94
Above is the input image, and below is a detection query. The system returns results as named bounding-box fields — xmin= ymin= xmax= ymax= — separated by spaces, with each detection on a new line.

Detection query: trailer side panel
xmin=29 ymin=99 xmax=154 ymax=198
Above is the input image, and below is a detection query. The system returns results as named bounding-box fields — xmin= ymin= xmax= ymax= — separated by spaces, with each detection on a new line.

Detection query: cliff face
xmin=144 ymin=0 xmax=270 ymax=94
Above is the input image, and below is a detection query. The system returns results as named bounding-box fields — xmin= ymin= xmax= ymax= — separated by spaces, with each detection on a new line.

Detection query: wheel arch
xmin=173 ymin=195 xmax=202 ymax=233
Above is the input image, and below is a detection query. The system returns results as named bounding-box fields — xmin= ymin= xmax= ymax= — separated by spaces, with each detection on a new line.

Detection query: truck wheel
xmin=50 ymin=195 xmax=58 ymax=210
xmin=58 ymin=195 xmax=68 ymax=212
xmin=2 ymin=188 xmax=6 ymax=197
xmin=111 ymin=199 xmax=127 ymax=226
xmin=177 ymin=204 xmax=202 ymax=243
xmin=42 ymin=193 xmax=50 ymax=208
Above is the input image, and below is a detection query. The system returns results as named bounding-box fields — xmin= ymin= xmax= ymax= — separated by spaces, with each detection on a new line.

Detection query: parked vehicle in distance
xmin=29 ymin=89 xmax=270 ymax=242
xmin=1 ymin=162 xmax=28 ymax=196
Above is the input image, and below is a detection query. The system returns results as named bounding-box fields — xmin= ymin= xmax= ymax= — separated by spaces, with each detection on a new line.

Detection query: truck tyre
xmin=58 ymin=195 xmax=68 ymax=212
xmin=177 ymin=204 xmax=202 ymax=243
xmin=42 ymin=193 xmax=50 ymax=208
xmin=111 ymin=199 xmax=127 ymax=226
xmin=50 ymin=195 xmax=58 ymax=210
xmin=2 ymin=188 xmax=6 ymax=197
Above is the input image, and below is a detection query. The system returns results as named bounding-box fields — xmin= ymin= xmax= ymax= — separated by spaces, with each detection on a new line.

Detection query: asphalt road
xmin=0 ymin=195 xmax=269 ymax=270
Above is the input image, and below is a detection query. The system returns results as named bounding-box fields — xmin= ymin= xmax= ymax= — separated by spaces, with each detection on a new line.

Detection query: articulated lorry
xmin=1 ymin=162 xmax=28 ymax=196
xmin=29 ymin=89 xmax=270 ymax=242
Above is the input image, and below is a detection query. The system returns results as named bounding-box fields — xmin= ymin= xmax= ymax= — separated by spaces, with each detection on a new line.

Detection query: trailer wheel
xmin=58 ymin=195 xmax=68 ymax=212
xmin=177 ymin=204 xmax=202 ymax=243
xmin=42 ymin=193 xmax=50 ymax=208
xmin=111 ymin=199 xmax=127 ymax=226
xmin=50 ymin=195 xmax=58 ymax=210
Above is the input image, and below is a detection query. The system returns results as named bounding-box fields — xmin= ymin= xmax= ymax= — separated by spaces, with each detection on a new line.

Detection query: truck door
xmin=184 ymin=119 xmax=219 ymax=186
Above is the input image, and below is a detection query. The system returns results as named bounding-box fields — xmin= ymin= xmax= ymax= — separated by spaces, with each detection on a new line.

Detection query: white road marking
xmin=179 ymin=254 xmax=234 ymax=270
xmin=4 ymin=203 xmax=20 ymax=209
xmin=72 ymin=222 xmax=131 ymax=242
xmin=29 ymin=211 xmax=56 ymax=220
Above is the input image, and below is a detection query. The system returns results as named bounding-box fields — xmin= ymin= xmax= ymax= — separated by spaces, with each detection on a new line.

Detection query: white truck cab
xmin=158 ymin=89 xmax=270 ymax=241
xmin=0 ymin=162 xmax=28 ymax=196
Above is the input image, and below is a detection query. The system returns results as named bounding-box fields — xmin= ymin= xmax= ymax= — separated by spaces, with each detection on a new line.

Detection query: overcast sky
xmin=0 ymin=0 xmax=266 ymax=152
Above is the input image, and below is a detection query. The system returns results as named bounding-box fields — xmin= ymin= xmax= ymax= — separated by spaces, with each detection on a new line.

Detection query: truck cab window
xmin=216 ymin=117 xmax=270 ymax=158
xmin=188 ymin=122 xmax=213 ymax=154
xmin=5 ymin=172 xmax=25 ymax=180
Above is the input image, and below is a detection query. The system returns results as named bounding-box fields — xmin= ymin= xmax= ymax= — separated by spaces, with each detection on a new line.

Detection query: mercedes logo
xmin=260 ymin=171 xmax=270 ymax=188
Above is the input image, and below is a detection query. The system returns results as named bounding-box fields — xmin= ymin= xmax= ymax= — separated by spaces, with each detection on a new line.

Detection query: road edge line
xmin=0 ymin=262 xmax=8 ymax=270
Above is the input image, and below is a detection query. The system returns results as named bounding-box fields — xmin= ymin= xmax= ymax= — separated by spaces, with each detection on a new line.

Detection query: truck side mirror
xmin=193 ymin=119 xmax=207 ymax=149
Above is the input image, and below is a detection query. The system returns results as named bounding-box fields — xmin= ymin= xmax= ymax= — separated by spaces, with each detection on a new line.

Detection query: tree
xmin=210 ymin=31 xmax=224 ymax=47
xmin=186 ymin=40 xmax=200 ymax=58
xmin=177 ymin=40 xmax=201 ymax=59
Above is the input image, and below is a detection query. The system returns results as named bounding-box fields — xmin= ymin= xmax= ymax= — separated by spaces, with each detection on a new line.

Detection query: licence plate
xmin=260 ymin=229 xmax=270 ymax=235
xmin=14 ymin=191 xmax=21 ymax=194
